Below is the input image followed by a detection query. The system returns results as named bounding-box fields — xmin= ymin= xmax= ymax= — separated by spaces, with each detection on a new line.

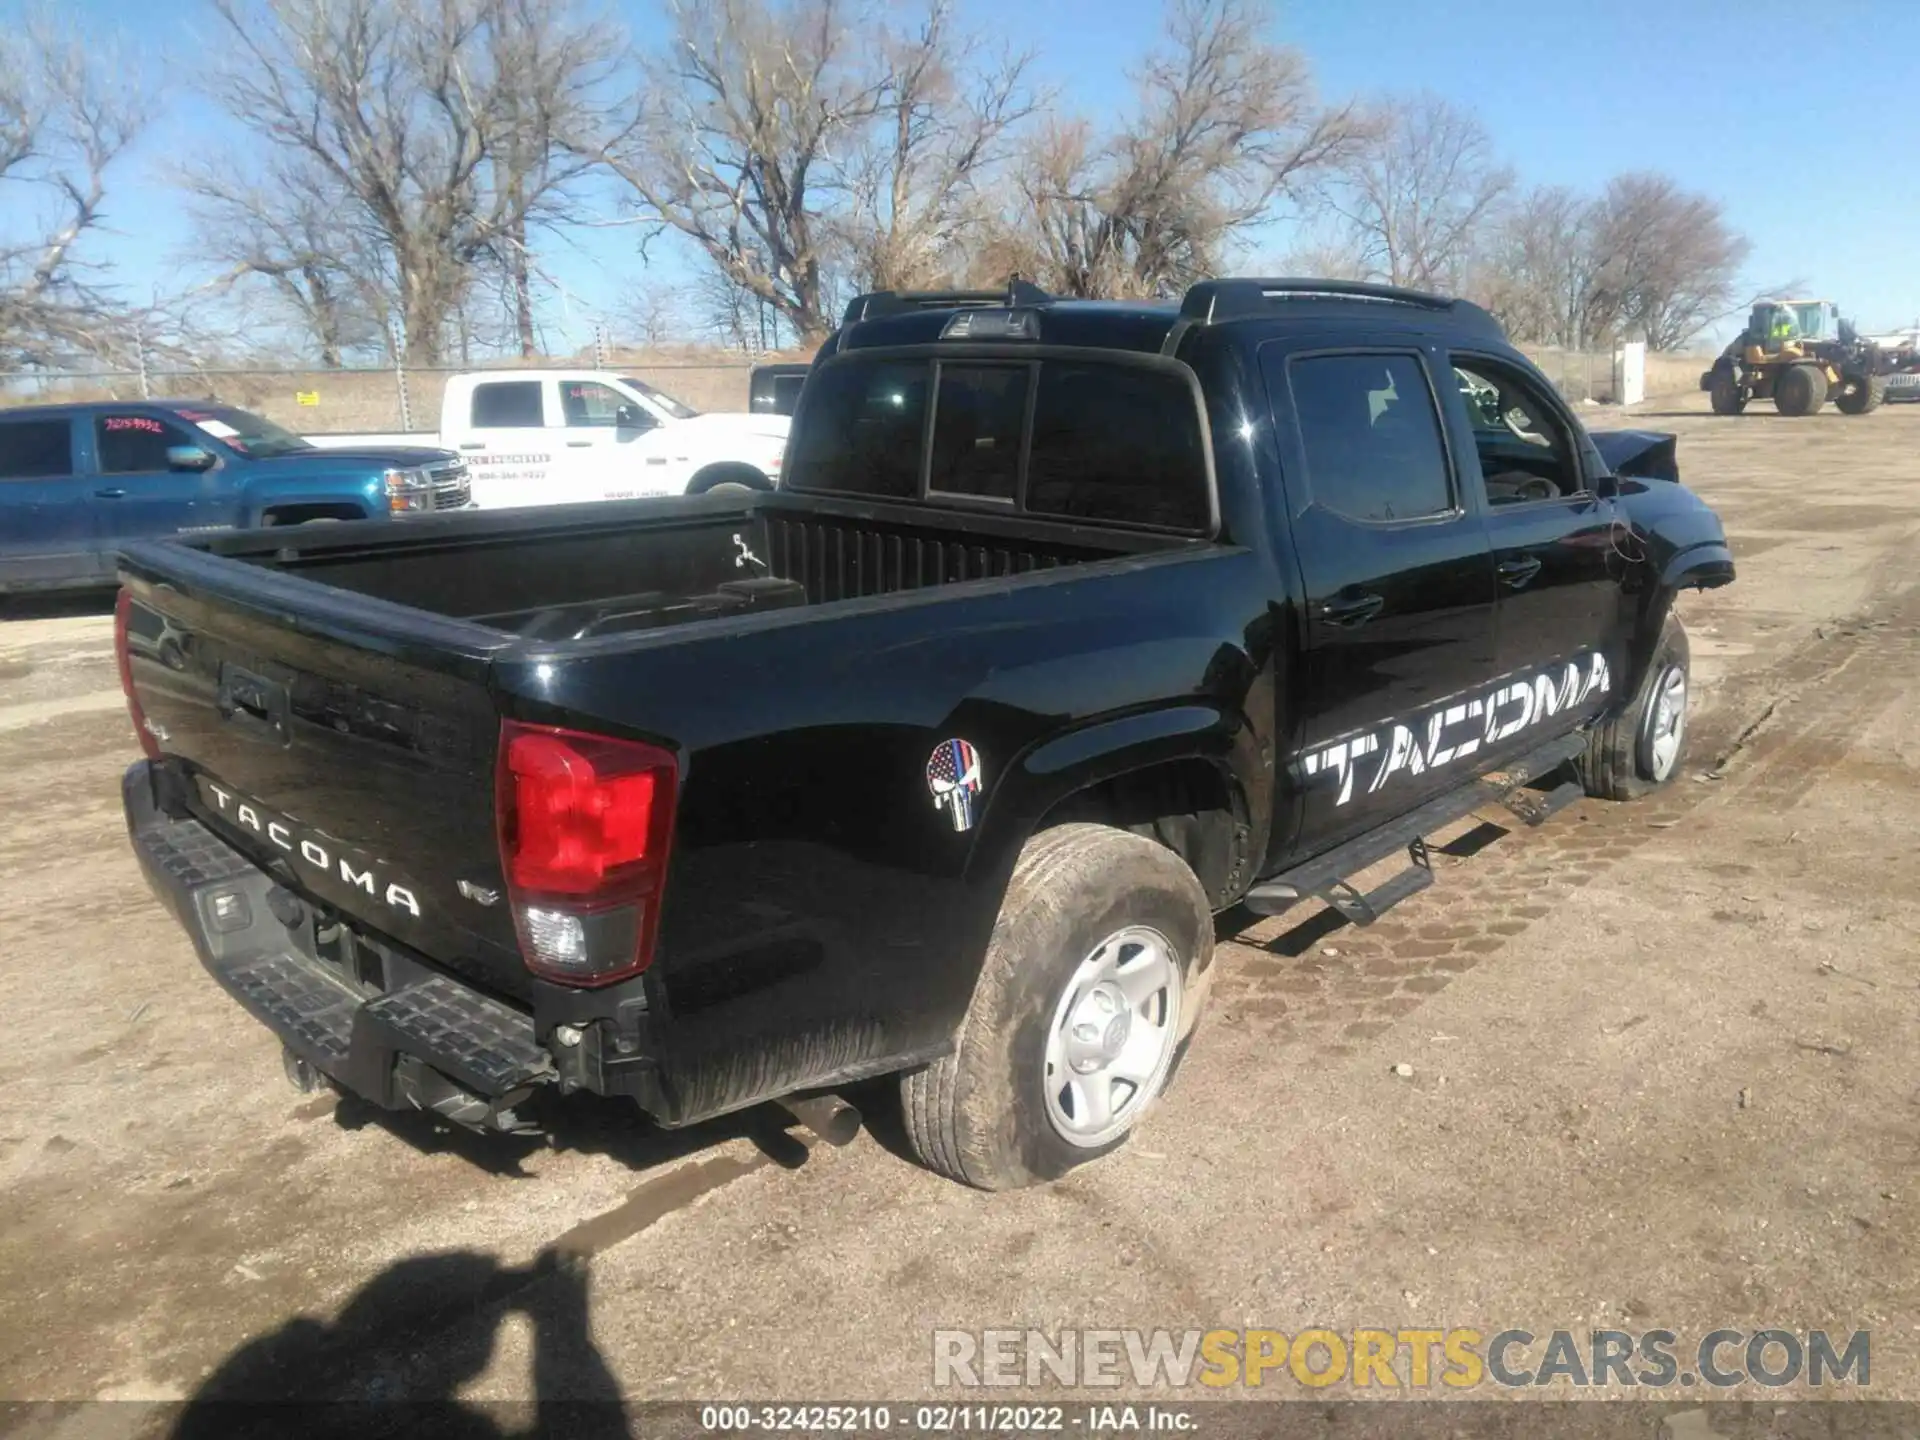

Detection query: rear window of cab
xmin=782 ymin=356 xmax=1214 ymax=533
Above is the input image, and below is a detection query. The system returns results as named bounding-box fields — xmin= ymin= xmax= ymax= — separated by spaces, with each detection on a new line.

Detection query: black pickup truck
xmin=116 ymin=279 xmax=1732 ymax=1190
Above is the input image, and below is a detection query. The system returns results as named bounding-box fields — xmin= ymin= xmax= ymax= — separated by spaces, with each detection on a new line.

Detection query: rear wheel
xmin=1576 ymin=613 xmax=1690 ymax=801
xmin=686 ymin=464 xmax=771 ymax=495
xmin=900 ymin=822 xmax=1213 ymax=1190
xmin=1773 ymin=364 xmax=1828 ymax=416
xmin=1834 ymin=375 xmax=1887 ymax=415
xmin=1708 ymin=366 xmax=1746 ymax=415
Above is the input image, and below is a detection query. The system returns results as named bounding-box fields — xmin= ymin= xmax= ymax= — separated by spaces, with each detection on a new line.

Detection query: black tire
xmin=1576 ymin=613 xmax=1690 ymax=801
xmin=1773 ymin=364 xmax=1828 ymax=416
xmin=686 ymin=464 xmax=771 ymax=495
xmin=1708 ymin=366 xmax=1746 ymax=415
xmin=1834 ymin=375 xmax=1887 ymax=415
xmin=899 ymin=822 xmax=1213 ymax=1190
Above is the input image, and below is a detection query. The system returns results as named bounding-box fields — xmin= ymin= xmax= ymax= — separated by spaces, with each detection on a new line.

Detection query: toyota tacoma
xmin=115 ymin=279 xmax=1732 ymax=1189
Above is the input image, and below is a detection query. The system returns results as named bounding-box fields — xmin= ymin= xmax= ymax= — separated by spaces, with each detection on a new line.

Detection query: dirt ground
xmin=2 ymin=396 xmax=1919 ymax=1432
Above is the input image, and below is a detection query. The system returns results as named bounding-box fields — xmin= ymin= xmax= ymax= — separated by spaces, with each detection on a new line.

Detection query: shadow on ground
xmin=313 ymin=1085 xmax=823 ymax=1181
xmin=170 ymin=1248 xmax=631 ymax=1439
xmin=0 ymin=588 xmax=117 ymax=622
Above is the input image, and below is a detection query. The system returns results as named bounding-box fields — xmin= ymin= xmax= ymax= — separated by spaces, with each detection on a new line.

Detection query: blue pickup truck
xmin=0 ymin=399 xmax=470 ymax=595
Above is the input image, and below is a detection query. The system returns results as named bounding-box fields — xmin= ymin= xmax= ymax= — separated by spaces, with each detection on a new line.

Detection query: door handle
xmin=1497 ymin=556 xmax=1543 ymax=588
xmin=93 ymin=487 xmax=127 ymax=499
xmin=566 ymin=440 xmax=593 ymax=448
xmin=1320 ymin=591 xmax=1385 ymax=627
xmin=459 ymin=442 xmax=485 ymax=451
xmin=644 ymin=457 xmax=667 ymax=466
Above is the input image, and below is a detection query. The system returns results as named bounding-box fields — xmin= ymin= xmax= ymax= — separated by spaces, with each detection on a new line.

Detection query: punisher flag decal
xmin=926 ymin=738 xmax=984 ymax=832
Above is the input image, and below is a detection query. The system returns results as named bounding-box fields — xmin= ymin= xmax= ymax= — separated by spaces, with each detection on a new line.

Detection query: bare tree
xmin=617 ymin=282 xmax=690 ymax=347
xmin=1320 ymin=93 xmax=1513 ymax=292
xmin=605 ymin=0 xmax=1026 ymax=343
xmin=0 ymin=16 xmax=151 ymax=365
xmin=989 ymin=0 xmax=1356 ymax=298
xmin=838 ymin=3 xmax=1040 ymax=292
xmin=1470 ymin=184 xmax=1599 ymax=347
xmin=1275 ymin=223 xmax=1372 ymax=283
xmin=193 ymin=0 xmax=619 ymax=366
xmin=1584 ymin=173 xmax=1750 ymax=350
xmin=186 ymin=157 xmax=392 ymax=367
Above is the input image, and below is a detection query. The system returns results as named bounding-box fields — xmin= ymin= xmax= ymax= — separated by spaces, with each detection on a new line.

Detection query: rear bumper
xmin=123 ymin=761 xmax=558 ymax=1128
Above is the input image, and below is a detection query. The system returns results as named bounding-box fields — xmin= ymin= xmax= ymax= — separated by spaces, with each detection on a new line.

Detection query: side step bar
xmin=1243 ymin=731 xmax=1589 ymax=926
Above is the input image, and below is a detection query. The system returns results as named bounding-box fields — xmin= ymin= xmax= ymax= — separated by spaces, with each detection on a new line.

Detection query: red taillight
xmin=496 ymin=721 xmax=678 ymax=986
xmin=115 ymin=588 xmax=160 ymax=760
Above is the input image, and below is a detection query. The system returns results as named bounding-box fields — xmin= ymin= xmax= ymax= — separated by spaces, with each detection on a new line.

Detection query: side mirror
xmin=615 ymin=404 xmax=647 ymax=430
xmin=166 ymin=445 xmax=217 ymax=472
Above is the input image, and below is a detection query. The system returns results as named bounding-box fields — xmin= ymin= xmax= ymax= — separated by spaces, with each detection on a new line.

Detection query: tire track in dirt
xmin=1210 ymin=581 xmax=1920 ymax=1050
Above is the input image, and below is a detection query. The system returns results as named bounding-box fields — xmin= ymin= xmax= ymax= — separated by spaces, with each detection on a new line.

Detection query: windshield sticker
xmin=1304 ymin=652 xmax=1612 ymax=807
xmin=197 ymin=420 xmax=240 ymax=439
xmin=927 ymin=739 xmax=984 ymax=833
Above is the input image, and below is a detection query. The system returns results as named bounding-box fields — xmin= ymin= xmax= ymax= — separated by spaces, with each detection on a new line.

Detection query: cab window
xmin=562 ymin=381 xmax=651 ymax=429
xmin=1448 ymin=357 xmax=1585 ymax=506
xmin=96 ymin=414 xmax=195 ymax=474
xmin=470 ymin=381 xmax=544 ymax=428
xmin=1288 ymin=353 xmax=1454 ymax=523
xmin=0 ymin=420 xmax=73 ymax=480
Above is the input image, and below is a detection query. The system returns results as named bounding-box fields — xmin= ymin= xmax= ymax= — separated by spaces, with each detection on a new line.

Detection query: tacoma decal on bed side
xmin=1304 ymin=652 xmax=1613 ymax=806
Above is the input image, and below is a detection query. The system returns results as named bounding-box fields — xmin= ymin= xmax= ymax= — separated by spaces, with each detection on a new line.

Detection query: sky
xmin=42 ymin=0 xmax=1920 ymax=355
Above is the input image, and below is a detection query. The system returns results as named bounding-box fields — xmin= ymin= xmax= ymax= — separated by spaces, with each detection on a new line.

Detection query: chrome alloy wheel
xmin=1641 ymin=663 xmax=1688 ymax=781
xmin=1041 ymin=925 xmax=1183 ymax=1148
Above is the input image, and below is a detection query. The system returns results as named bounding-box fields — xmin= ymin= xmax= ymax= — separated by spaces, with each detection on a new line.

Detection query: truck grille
xmin=427 ymin=461 xmax=472 ymax=510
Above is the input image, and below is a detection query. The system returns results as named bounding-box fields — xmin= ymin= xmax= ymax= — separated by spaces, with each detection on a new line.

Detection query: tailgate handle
xmin=217 ymin=663 xmax=292 ymax=744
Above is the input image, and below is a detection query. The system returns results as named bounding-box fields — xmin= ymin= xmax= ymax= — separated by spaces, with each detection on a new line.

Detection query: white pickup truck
xmin=305 ymin=370 xmax=789 ymax=510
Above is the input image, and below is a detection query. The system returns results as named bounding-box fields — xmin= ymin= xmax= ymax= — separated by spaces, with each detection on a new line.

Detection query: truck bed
xmin=116 ymin=488 xmax=1233 ymax=1032
xmin=192 ymin=491 xmax=1199 ymax=642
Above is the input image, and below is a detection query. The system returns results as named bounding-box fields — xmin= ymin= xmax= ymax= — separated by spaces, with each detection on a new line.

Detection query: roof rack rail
xmin=841 ymin=277 xmax=1051 ymax=326
xmin=1179 ymin=277 xmax=1470 ymax=323
xmin=1163 ymin=277 xmax=1503 ymax=352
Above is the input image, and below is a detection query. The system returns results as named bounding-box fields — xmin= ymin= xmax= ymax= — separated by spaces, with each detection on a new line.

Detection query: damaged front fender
xmin=1593 ymin=429 xmax=1679 ymax=484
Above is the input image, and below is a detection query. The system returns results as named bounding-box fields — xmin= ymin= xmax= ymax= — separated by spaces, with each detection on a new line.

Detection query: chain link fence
xmin=1518 ymin=347 xmax=1706 ymax=407
xmin=1 ymin=345 xmax=1706 ymax=432
xmin=0 ymin=354 xmax=770 ymax=433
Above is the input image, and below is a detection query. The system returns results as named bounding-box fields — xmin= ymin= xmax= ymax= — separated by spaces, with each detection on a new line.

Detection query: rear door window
xmin=0 ymin=420 xmax=74 ymax=479
xmin=1026 ymin=363 xmax=1209 ymax=530
xmin=96 ymin=414 xmax=196 ymax=475
xmin=470 ymin=381 xmax=545 ymax=428
xmin=1288 ymin=353 xmax=1454 ymax=523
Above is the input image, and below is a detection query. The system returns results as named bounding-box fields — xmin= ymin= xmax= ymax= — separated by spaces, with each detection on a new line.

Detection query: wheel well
xmin=687 ymin=463 xmax=771 ymax=494
xmin=1037 ymin=759 xmax=1248 ymax=909
xmin=262 ymin=503 xmax=366 ymax=525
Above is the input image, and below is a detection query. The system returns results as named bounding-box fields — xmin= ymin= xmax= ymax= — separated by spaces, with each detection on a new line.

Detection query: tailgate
xmin=119 ymin=541 xmax=532 ymax=999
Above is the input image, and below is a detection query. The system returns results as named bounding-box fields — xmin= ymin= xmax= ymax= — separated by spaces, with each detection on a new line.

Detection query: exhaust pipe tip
xmin=778 ymin=1094 xmax=863 ymax=1147
xmin=281 ymin=1045 xmax=324 ymax=1094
